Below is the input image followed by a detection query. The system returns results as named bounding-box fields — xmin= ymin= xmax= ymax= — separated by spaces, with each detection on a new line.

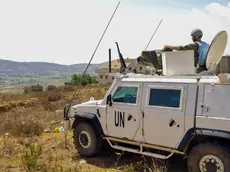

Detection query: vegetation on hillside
xmin=24 ymin=84 xmax=44 ymax=94
xmin=0 ymin=59 xmax=104 ymax=77
xmin=70 ymin=74 xmax=97 ymax=86
xmin=46 ymin=85 xmax=56 ymax=91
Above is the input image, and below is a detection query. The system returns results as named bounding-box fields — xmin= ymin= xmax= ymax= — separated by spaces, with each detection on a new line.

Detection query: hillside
xmin=0 ymin=59 xmax=109 ymax=93
xmin=0 ymin=59 xmax=107 ymax=77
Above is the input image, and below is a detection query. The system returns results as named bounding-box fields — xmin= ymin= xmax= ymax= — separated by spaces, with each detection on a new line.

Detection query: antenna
xmin=64 ymin=1 xmax=121 ymax=119
xmin=144 ymin=19 xmax=163 ymax=51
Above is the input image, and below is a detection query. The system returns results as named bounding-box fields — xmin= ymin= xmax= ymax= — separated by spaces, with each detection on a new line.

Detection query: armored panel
xmin=162 ymin=50 xmax=196 ymax=76
xmin=201 ymin=83 xmax=230 ymax=119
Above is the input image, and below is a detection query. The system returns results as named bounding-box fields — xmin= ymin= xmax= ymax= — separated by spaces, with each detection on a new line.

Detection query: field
xmin=0 ymin=73 xmax=72 ymax=94
xmin=0 ymin=84 xmax=187 ymax=172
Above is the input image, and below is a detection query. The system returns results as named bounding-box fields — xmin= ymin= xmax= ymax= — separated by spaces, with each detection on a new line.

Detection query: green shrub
xmin=22 ymin=143 xmax=42 ymax=172
xmin=47 ymin=91 xmax=62 ymax=102
xmin=31 ymin=84 xmax=43 ymax=92
xmin=46 ymin=85 xmax=56 ymax=91
xmin=7 ymin=120 xmax=44 ymax=137
xmin=21 ymin=122 xmax=44 ymax=137
xmin=24 ymin=84 xmax=43 ymax=94
xmin=70 ymin=74 xmax=97 ymax=86
xmin=24 ymin=86 xmax=30 ymax=94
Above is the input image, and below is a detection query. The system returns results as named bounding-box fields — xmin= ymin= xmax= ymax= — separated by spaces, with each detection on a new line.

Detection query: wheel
xmin=73 ymin=122 xmax=102 ymax=157
xmin=187 ymin=141 xmax=230 ymax=172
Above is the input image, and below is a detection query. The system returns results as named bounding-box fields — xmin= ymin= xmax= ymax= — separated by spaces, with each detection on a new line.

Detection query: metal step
xmin=106 ymin=138 xmax=173 ymax=160
xmin=141 ymin=150 xmax=173 ymax=159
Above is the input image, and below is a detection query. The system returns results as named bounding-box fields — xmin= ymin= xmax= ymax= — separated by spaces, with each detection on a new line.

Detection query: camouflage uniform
xmin=137 ymin=42 xmax=206 ymax=73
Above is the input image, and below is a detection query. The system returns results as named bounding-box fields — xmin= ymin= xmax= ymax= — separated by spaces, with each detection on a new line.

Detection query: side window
xmin=149 ymin=88 xmax=181 ymax=108
xmin=113 ymin=87 xmax=138 ymax=104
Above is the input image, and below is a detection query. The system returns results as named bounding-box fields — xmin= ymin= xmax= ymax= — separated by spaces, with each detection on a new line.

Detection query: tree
xmin=46 ymin=85 xmax=56 ymax=91
xmin=70 ymin=74 xmax=97 ymax=86
xmin=24 ymin=84 xmax=43 ymax=94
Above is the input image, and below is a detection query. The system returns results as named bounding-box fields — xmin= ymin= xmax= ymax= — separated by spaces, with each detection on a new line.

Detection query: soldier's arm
xmin=175 ymin=43 xmax=197 ymax=51
xmin=164 ymin=43 xmax=197 ymax=51
xmin=163 ymin=45 xmax=179 ymax=50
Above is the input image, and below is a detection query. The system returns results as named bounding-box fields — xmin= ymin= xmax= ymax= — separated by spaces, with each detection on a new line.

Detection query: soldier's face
xmin=192 ymin=36 xmax=197 ymax=42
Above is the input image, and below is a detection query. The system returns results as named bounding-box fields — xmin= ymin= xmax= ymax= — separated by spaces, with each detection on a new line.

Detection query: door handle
xmin=169 ymin=119 xmax=176 ymax=127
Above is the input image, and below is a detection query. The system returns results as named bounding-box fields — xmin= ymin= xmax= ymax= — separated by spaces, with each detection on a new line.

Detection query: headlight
xmin=63 ymin=104 xmax=70 ymax=120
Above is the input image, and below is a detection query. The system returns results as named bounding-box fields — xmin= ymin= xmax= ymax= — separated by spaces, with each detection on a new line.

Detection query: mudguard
xmin=73 ymin=113 xmax=104 ymax=136
xmin=178 ymin=128 xmax=230 ymax=151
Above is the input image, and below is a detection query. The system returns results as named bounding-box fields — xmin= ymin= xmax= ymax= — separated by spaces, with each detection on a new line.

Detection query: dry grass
xmin=0 ymin=84 xmax=173 ymax=172
xmin=0 ymin=85 xmax=109 ymax=113
xmin=0 ymin=106 xmax=59 ymax=137
xmin=0 ymin=84 xmax=112 ymax=171
xmin=0 ymin=85 xmax=109 ymax=137
xmin=0 ymin=132 xmax=116 ymax=172
xmin=0 ymin=131 xmax=169 ymax=172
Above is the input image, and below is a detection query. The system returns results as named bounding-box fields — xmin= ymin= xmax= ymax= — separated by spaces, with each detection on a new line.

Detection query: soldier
xmin=137 ymin=29 xmax=209 ymax=73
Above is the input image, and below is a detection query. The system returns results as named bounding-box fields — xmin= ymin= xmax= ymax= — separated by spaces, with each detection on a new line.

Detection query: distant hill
xmin=0 ymin=59 xmax=107 ymax=77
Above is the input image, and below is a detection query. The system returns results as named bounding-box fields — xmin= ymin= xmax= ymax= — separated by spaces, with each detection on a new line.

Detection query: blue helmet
xmin=191 ymin=29 xmax=203 ymax=37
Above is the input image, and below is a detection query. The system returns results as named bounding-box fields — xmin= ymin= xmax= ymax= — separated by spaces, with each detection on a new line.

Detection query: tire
xmin=187 ymin=141 xmax=230 ymax=172
xmin=73 ymin=122 xmax=102 ymax=157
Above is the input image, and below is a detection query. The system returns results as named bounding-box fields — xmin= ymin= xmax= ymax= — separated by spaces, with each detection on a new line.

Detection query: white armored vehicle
xmin=64 ymin=31 xmax=229 ymax=172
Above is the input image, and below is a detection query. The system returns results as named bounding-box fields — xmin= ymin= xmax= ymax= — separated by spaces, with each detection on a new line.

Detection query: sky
xmin=0 ymin=0 xmax=229 ymax=65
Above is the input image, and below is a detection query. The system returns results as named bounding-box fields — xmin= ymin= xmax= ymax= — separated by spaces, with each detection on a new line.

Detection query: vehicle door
xmin=142 ymin=83 xmax=186 ymax=148
xmin=106 ymin=82 xmax=142 ymax=141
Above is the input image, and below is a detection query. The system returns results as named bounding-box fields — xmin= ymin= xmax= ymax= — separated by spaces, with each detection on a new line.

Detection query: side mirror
xmin=106 ymin=94 xmax=113 ymax=106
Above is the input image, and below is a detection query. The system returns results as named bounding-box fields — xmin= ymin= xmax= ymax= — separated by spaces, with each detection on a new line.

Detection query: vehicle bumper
xmin=63 ymin=118 xmax=75 ymax=130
